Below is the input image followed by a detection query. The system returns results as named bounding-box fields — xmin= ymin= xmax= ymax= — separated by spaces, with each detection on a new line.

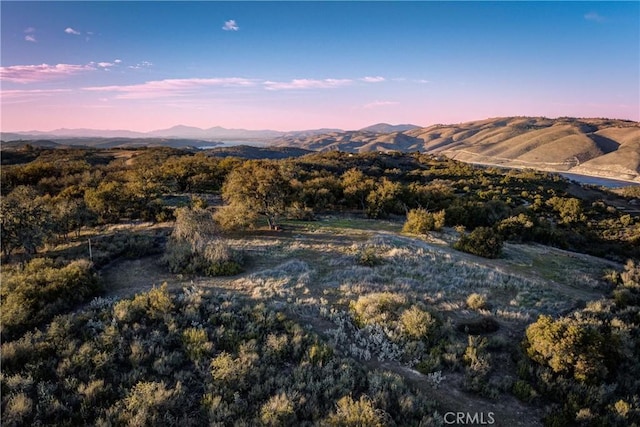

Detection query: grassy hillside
xmin=272 ymin=117 xmax=640 ymax=182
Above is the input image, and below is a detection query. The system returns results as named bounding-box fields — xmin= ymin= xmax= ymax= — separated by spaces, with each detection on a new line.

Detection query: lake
xmin=559 ymin=172 xmax=639 ymax=188
xmin=199 ymin=141 xmax=269 ymax=149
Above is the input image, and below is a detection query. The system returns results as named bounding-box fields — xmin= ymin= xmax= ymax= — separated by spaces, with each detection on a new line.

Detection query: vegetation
xmin=163 ymin=207 xmax=243 ymax=276
xmin=521 ymin=260 xmax=640 ymax=425
xmin=454 ymin=227 xmax=504 ymax=259
xmin=402 ymin=208 xmax=445 ymax=234
xmin=1 ymin=145 xmax=639 ymax=425
xmin=1 ymin=258 xmax=100 ymax=341
xmin=1 ymin=286 xmax=438 ymax=426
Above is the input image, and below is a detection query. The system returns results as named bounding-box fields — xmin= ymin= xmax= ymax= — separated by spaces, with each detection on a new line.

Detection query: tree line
xmin=2 ymin=146 xmax=638 ymax=261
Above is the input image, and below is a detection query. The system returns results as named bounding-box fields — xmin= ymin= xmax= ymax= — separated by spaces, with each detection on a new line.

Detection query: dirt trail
xmin=98 ymin=224 xmax=615 ymax=427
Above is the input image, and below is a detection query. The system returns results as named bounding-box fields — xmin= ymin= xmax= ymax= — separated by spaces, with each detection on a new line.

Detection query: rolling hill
xmin=271 ymin=117 xmax=640 ymax=182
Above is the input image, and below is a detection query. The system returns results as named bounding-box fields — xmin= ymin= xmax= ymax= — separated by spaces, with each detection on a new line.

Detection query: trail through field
xmin=99 ymin=221 xmax=618 ymax=427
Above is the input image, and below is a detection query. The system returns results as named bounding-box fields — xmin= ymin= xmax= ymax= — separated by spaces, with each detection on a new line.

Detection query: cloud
xmin=363 ymin=100 xmax=399 ymax=109
xmin=584 ymin=12 xmax=605 ymax=23
xmin=263 ymin=78 xmax=353 ymax=90
xmin=84 ymin=77 xmax=258 ymax=99
xmin=222 ymin=19 xmax=239 ymax=31
xmin=360 ymin=76 xmax=385 ymax=83
xmin=24 ymin=27 xmax=37 ymax=42
xmin=65 ymin=27 xmax=81 ymax=35
xmin=128 ymin=61 xmax=153 ymax=70
xmin=0 ymin=88 xmax=72 ymax=104
xmin=114 ymin=59 xmax=122 ymax=64
xmin=0 ymin=63 xmax=96 ymax=83
xmin=96 ymin=62 xmax=115 ymax=68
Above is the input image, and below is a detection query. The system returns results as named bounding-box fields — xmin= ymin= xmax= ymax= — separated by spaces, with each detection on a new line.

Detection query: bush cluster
xmin=163 ymin=207 xmax=243 ymax=276
xmin=454 ymin=227 xmax=504 ymax=258
xmin=1 ymin=258 xmax=100 ymax=341
xmin=520 ymin=260 xmax=640 ymax=424
xmin=1 ymin=286 xmax=439 ymax=425
xmin=402 ymin=208 xmax=446 ymax=234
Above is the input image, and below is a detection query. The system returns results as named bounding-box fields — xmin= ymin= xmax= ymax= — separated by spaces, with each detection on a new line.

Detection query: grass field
xmin=91 ymin=216 xmax=619 ymax=425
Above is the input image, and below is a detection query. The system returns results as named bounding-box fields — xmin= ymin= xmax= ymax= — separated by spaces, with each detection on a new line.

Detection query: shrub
xmin=326 ymin=395 xmax=388 ymax=427
xmin=524 ymin=315 xmax=612 ymax=384
xmin=497 ymin=214 xmax=536 ymax=242
xmin=454 ymin=227 xmax=503 ymax=258
xmin=399 ymin=305 xmax=436 ymax=340
xmin=466 ymin=293 xmax=487 ymax=310
xmin=350 ymin=293 xmax=407 ymax=327
xmin=3 ymin=392 xmax=33 ymax=425
xmin=1 ymin=258 xmax=100 ymax=340
xmin=356 ymin=247 xmax=382 ymax=267
xmin=202 ymin=241 xmax=243 ymax=276
xmin=260 ymin=393 xmax=296 ymax=426
xmin=116 ymin=381 xmax=184 ymax=426
xmin=512 ymin=380 xmax=536 ymax=402
xmin=402 ymin=208 xmax=445 ymax=234
xmin=163 ymin=207 xmax=244 ymax=276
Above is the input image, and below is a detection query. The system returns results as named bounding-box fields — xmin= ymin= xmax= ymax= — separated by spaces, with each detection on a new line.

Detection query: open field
xmin=83 ymin=217 xmax=617 ymax=425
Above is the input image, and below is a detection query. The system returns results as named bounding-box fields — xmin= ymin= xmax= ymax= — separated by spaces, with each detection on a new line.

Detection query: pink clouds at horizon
xmin=4 ymin=99 xmax=639 ymax=133
xmin=2 ymin=76 xmax=638 ymax=132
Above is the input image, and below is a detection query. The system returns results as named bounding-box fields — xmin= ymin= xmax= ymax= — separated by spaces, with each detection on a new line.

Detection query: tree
xmin=546 ymin=196 xmax=586 ymax=224
xmin=218 ymin=160 xmax=292 ymax=230
xmin=525 ymin=315 xmax=612 ymax=384
xmin=454 ymin=227 xmax=503 ymax=258
xmin=0 ymin=185 xmax=51 ymax=257
xmin=365 ymin=178 xmax=402 ymax=218
xmin=84 ymin=181 xmax=128 ymax=223
xmin=50 ymin=196 xmax=90 ymax=240
xmin=163 ymin=207 xmax=243 ymax=276
xmin=341 ymin=169 xmax=375 ymax=211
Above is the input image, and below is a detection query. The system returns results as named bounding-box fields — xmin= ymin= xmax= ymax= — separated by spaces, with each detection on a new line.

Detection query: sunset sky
xmin=1 ymin=1 xmax=638 ymax=132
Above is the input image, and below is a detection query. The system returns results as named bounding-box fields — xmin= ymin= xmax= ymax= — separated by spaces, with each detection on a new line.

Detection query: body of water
xmin=559 ymin=172 xmax=639 ymax=188
xmin=199 ymin=141 xmax=269 ymax=149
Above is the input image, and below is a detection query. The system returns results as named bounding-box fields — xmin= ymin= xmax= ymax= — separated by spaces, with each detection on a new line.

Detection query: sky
xmin=1 ymin=1 xmax=639 ymax=132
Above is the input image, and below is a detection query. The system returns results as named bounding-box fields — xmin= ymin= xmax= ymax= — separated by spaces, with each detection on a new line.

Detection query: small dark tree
xmin=0 ymin=185 xmax=51 ymax=257
xmin=454 ymin=227 xmax=503 ymax=258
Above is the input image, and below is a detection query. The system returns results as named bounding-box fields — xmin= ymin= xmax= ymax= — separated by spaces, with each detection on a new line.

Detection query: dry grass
xmin=94 ymin=219 xmax=613 ymax=426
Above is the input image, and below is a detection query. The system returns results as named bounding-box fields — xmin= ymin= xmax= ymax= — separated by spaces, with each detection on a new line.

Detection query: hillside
xmin=204 ymin=145 xmax=313 ymax=159
xmin=272 ymin=117 xmax=640 ymax=182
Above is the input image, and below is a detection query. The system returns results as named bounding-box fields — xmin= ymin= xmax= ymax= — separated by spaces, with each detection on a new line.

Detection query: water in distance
xmin=559 ymin=172 xmax=638 ymax=188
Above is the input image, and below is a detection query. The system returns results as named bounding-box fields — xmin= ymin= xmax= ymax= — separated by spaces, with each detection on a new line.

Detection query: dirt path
xmin=97 ymin=224 xmax=615 ymax=427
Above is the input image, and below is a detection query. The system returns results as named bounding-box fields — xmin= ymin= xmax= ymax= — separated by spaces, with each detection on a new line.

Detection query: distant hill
xmin=1 ymin=139 xmax=66 ymax=149
xmin=358 ymin=123 xmax=420 ymax=133
xmin=3 ymin=125 xmax=346 ymax=142
xmin=147 ymin=125 xmax=284 ymax=140
xmin=272 ymin=117 xmax=640 ymax=182
xmin=4 ymin=117 xmax=639 ymax=182
xmin=1 ymin=137 xmax=220 ymax=149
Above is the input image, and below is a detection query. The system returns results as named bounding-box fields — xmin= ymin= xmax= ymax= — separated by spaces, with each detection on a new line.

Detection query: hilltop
xmin=272 ymin=117 xmax=640 ymax=182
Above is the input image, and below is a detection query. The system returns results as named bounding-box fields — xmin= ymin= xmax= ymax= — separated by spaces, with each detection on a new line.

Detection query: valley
xmin=1 ymin=145 xmax=639 ymax=425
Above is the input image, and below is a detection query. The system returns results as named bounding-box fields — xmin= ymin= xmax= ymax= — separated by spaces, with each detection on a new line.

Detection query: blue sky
xmin=1 ymin=1 xmax=638 ymax=131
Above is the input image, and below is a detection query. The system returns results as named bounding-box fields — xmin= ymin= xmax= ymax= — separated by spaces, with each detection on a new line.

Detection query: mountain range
xmin=271 ymin=117 xmax=640 ymax=182
xmin=3 ymin=118 xmax=639 ymax=182
xmin=1 ymin=123 xmax=409 ymax=142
